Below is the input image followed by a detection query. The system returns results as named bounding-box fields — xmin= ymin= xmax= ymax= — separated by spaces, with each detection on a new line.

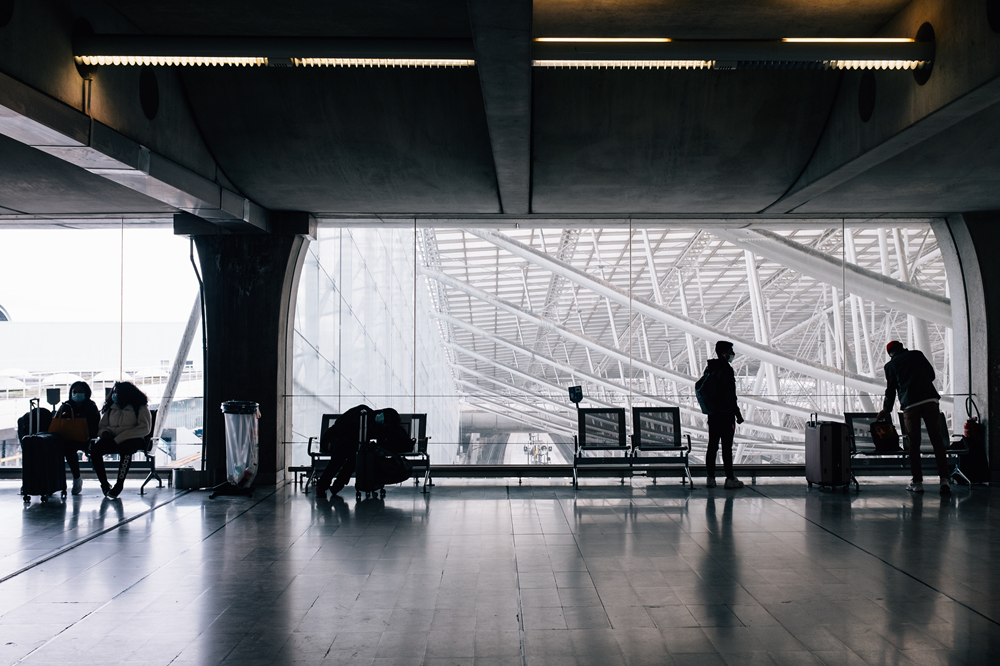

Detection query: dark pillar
xmin=949 ymin=213 xmax=997 ymax=481
xmin=181 ymin=213 xmax=313 ymax=486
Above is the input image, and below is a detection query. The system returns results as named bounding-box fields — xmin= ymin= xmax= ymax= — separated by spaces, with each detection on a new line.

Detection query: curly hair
xmin=102 ymin=381 xmax=149 ymax=413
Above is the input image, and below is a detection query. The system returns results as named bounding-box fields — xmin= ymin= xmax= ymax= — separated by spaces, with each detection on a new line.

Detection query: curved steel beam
xmin=461 ymin=229 xmax=887 ymax=395
xmin=711 ymin=227 xmax=951 ymax=326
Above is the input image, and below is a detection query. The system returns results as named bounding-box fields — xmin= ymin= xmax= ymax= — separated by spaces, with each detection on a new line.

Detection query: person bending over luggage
xmin=697 ymin=340 xmax=745 ymax=489
xmin=315 ymin=405 xmax=410 ymax=499
xmin=88 ymin=381 xmax=151 ymax=499
xmin=877 ymin=340 xmax=951 ymax=496
xmin=51 ymin=381 xmax=101 ymax=495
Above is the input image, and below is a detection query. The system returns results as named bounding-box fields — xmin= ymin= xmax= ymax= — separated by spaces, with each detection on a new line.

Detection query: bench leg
xmin=421 ymin=468 xmax=430 ymax=493
xmin=952 ymin=464 xmax=971 ymax=485
xmin=139 ymin=468 xmax=162 ymax=495
xmin=685 ymin=465 xmax=696 ymax=489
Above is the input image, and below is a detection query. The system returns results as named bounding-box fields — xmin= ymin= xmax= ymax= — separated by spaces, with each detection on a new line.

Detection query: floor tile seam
xmin=746 ymin=485 xmax=1000 ymax=630
xmin=0 ymin=490 xmax=193 ymax=587
xmin=506 ymin=486 xmax=529 ymax=666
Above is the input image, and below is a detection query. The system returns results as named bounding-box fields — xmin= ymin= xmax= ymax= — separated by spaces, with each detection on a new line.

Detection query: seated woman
xmin=52 ymin=381 xmax=101 ymax=495
xmin=89 ymin=381 xmax=151 ymax=498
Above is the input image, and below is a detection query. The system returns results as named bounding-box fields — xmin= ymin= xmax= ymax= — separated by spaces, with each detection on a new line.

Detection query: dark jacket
xmin=57 ymin=399 xmax=101 ymax=438
xmin=882 ymin=348 xmax=939 ymax=412
xmin=697 ymin=358 xmax=743 ymax=420
xmin=320 ymin=405 xmax=410 ymax=458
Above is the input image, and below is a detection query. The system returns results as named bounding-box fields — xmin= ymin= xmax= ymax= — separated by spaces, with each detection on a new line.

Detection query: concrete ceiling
xmin=1 ymin=0 xmax=1000 ymax=226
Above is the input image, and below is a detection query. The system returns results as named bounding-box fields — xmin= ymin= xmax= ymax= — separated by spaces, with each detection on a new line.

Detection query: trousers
xmin=706 ymin=415 xmax=736 ymax=480
xmin=902 ymin=402 xmax=950 ymax=483
xmin=89 ymin=435 xmax=144 ymax=489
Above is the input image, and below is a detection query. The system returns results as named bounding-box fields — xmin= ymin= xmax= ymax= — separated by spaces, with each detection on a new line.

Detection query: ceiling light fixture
xmin=782 ymin=37 xmax=915 ymax=43
xmin=72 ymin=35 xmax=477 ymax=68
xmin=75 ymin=55 xmax=268 ymax=67
xmin=531 ymin=37 xmax=932 ymax=71
xmin=532 ymin=59 xmax=712 ymax=69
xmin=294 ymin=58 xmax=474 ymax=68
xmin=534 ymin=37 xmax=671 ymax=43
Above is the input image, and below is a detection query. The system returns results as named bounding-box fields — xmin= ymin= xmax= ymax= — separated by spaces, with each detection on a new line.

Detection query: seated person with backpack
xmin=315 ymin=405 xmax=410 ymax=499
xmin=88 ymin=381 xmax=152 ymax=499
xmin=48 ymin=381 xmax=101 ymax=495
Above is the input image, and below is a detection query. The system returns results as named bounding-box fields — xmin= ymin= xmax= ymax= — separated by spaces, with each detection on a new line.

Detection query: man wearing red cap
xmin=877 ymin=340 xmax=951 ymax=495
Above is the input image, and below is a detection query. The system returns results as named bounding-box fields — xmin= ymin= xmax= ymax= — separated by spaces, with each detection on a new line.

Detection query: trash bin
xmin=221 ymin=401 xmax=259 ymax=488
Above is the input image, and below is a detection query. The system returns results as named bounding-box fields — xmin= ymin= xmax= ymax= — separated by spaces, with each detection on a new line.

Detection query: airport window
xmin=290 ymin=222 xmax=959 ymax=468
xmin=0 ymin=228 xmax=203 ymax=470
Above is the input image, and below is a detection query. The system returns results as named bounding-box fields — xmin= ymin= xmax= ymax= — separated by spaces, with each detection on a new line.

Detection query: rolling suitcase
xmin=20 ymin=399 xmax=67 ymax=503
xmin=805 ymin=414 xmax=854 ymax=490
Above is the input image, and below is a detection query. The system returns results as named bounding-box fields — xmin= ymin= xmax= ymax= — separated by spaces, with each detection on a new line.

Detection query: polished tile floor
xmin=0 ymin=477 xmax=997 ymax=666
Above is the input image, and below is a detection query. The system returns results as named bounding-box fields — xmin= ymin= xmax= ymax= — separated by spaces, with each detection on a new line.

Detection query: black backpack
xmin=17 ymin=407 xmax=52 ymax=441
xmin=695 ymin=368 xmax=722 ymax=414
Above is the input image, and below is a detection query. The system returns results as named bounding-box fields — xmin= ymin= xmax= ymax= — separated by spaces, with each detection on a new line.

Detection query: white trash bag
xmin=221 ymin=401 xmax=259 ymax=488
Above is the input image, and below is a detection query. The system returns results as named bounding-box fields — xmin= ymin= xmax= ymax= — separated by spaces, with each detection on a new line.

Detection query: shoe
xmin=72 ymin=478 xmax=83 ymax=495
xmin=724 ymin=478 xmax=744 ymax=489
xmin=107 ymin=483 xmax=123 ymax=499
xmin=330 ymin=480 xmax=346 ymax=496
xmin=100 ymin=483 xmax=112 ymax=497
xmin=941 ymin=482 xmax=952 ymax=496
xmin=314 ymin=483 xmax=330 ymax=499
xmin=906 ymin=481 xmax=924 ymax=493
xmin=706 ymin=478 xmax=717 ymax=488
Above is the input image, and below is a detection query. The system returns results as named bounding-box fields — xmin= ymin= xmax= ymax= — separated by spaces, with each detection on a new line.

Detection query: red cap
xmin=886 ymin=340 xmax=903 ymax=354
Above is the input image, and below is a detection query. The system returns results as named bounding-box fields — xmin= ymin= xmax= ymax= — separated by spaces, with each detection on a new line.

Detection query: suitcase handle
xmin=808 ymin=412 xmax=817 ymax=427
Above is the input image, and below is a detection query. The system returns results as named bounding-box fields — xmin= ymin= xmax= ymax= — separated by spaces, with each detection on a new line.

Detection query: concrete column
xmin=179 ymin=213 xmax=313 ymax=486
xmin=939 ymin=216 xmax=992 ymax=480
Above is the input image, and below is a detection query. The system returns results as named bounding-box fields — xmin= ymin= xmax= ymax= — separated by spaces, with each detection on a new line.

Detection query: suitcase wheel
xmin=22 ymin=495 xmax=30 ymax=504
xmin=807 ymin=482 xmax=812 ymax=488
xmin=380 ymin=489 xmax=386 ymax=499
xmin=41 ymin=494 xmax=50 ymax=502
xmin=355 ymin=491 xmax=361 ymax=501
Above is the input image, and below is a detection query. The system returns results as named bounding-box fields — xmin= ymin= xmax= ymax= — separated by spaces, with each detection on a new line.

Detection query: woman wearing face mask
xmin=89 ymin=381 xmax=151 ymax=498
xmin=53 ymin=381 xmax=102 ymax=495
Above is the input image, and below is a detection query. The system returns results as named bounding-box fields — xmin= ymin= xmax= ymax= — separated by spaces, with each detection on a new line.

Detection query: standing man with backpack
xmin=877 ymin=340 xmax=951 ymax=495
xmin=696 ymin=340 xmax=745 ymax=489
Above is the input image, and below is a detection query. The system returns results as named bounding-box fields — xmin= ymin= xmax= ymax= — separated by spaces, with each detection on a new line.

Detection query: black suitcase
xmin=20 ymin=399 xmax=68 ymax=504
xmin=805 ymin=415 xmax=853 ymax=489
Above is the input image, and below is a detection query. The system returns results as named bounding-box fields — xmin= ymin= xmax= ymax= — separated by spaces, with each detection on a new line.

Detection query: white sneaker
xmin=72 ymin=477 xmax=83 ymax=495
xmin=724 ymin=478 xmax=744 ymax=489
xmin=906 ymin=481 xmax=924 ymax=493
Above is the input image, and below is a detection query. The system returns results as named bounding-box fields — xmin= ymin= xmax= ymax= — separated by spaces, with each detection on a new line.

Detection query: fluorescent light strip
xmin=784 ymin=37 xmax=915 ymax=43
xmin=534 ymin=37 xmax=671 ymax=43
xmin=74 ymin=56 xmax=475 ymax=67
xmin=75 ymin=55 xmax=267 ymax=66
xmin=825 ymin=59 xmax=928 ymax=70
xmin=294 ymin=58 xmax=475 ymax=67
xmin=533 ymin=59 xmax=713 ymax=69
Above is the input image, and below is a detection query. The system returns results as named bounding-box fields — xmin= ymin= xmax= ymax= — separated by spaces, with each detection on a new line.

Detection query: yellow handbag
xmin=47 ymin=405 xmax=89 ymax=443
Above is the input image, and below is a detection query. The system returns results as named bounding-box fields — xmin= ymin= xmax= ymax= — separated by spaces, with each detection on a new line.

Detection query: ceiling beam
xmin=0 ymin=70 xmax=268 ymax=232
xmin=763 ymin=2 xmax=1000 ymax=214
xmin=467 ymin=0 xmax=532 ymax=214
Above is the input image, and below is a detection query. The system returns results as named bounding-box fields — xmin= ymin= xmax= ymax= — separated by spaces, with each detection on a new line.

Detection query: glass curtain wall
xmin=290 ymin=227 xmax=460 ymax=467
xmin=292 ymin=222 xmax=958 ymax=469
xmin=0 ymin=227 xmax=204 ymax=470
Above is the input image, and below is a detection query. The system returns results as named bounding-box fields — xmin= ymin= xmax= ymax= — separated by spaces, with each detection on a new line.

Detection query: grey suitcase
xmin=805 ymin=415 xmax=853 ymax=489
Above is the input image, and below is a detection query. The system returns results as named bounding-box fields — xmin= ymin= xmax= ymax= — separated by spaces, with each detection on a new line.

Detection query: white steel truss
xmin=419 ymin=223 xmax=952 ymax=462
